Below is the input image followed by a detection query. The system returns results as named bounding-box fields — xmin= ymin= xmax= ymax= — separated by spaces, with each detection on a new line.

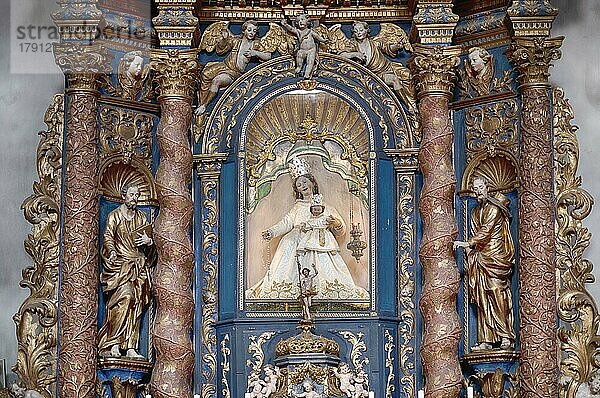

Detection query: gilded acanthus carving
xmin=220 ymin=335 xmax=231 ymax=398
xmin=14 ymin=94 xmax=64 ymax=398
xmin=553 ymin=87 xmax=600 ymax=398
xmin=384 ymin=330 xmax=395 ymax=398
xmin=150 ymin=56 xmax=196 ymax=398
xmin=409 ymin=45 xmax=461 ymax=97
xmin=53 ymin=44 xmax=111 ymax=90
xmin=464 ymin=101 xmax=518 ymax=159
xmin=99 ymin=106 xmax=153 ymax=167
xmin=150 ymin=49 xmax=199 ymax=100
xmin=412 ymin=1 xmax=459 ymax=45
xmin=152 ymin=0 xmax=198 ymax=47
xmin=102 ymin=51 xmax=153 ymax=102
xmin=506 ymin=36 xmax=563 ymax=87
xmin=508 ymin=34 xmax=562 ymax=398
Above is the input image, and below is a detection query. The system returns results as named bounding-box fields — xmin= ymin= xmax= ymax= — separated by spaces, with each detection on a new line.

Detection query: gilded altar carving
xmin=454 ymin=177 xmax=516 ymax=351
xmin=326 ymin=22 xmax=415 ymax=113
xmin=553 ymin=87 xmax=600 ymax=398
xmin=246 ymin=331 xmax=277 ymax=394
xmin=507 ymin=0 xmax=558 ymax=37
xmin=506 ymin=36 xmax=563 ymax=87
xmin=152 ymin=0 xmax=197 ymax=47
xmin=150 ymin=49 xmax=199 ymax=100
xmin=195 ymin=154 xmax=226 ymax=398
xmin=196 ymin=20 xmax=292 ymax=115
xmin=97 ymin=184 xmax=156 ymax=359
xmin=51 ymin=0 xmax=102 ymax=41
xmin=410 ymin=45 xmax=461 ymax=97
xmin=412 ymin=2 xmax=459 ymax=45
xmin=99 ymin=106 xmax=154 ymax=168
xmin=336 ymin=331 xmax=369 ymax=371
xmin=14 ymin=94 xmax=64 ymax=398
xmin=384 ymin=330 xmax=395 ymax=398
xmin=458 ymin=48 xmax=514 ymax=100
xmin=220 ymin=334 xmax=231 ymax=398
xmin=464 ymin=101 xmax=518 ymax=159
xmin=102 ymin=51 xmax=153 ymax=102
xmin=53 ymin=43 xmax=111 ymax=90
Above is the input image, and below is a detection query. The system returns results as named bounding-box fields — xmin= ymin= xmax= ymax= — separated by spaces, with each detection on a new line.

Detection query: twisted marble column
xmin=149 ymin=49 xmax=198 ymax=398
xmin=54 ymin=43 xmax=110 ymax=398
xmin=410 ymin=45 xmax=462 ymax=398
xmin=507 ymin=36 xmax=563 ymax=398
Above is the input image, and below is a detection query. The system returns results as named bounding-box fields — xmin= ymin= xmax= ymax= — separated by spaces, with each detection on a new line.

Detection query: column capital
xmin=409 ymin=45 xmax=461 ymax=98
xmin=53 ymin=43 xmax=111 ymax=92
xmin=152 ymin=0 xmax=198 ymax=48
xmin=412 ymin=0 xmax=459 ymax=45
xmin=194 ymin=153 xmax=228 ymax=178
xmin=506 ymin=36 xmax=563 ymax=89
xmin=51 ymin=0 xmax=103 ymax=41
xmin=150 ymin=49 xmax=199 ymax=102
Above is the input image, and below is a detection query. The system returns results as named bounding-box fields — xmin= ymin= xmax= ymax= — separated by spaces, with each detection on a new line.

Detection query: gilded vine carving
xmin=220 ymin=335 xmax=231 ymax=398
xmin=554 ymin=87 xmax=600 ymax=398
xmin=465 ymin=101 xmax=518 ymax=159
xmin=508 ymin=36 xmax=562 ymax=398
xmin=13 ymin=94 xmax=64 ymax=398
xmin=337 ymin=331 xmax=369 ymax=371
xmin=384 ymin=330 xmax=395 ymax=398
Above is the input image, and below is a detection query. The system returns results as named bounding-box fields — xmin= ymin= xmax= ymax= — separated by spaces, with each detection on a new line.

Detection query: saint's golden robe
xmin=98 ymin=206 xmax=155 ymax=353
xmin=467 ymin=194 xmax=516 ymax=345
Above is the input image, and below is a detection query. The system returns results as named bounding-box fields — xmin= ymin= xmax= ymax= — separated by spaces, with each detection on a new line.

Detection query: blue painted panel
xmin=377 ymin=158 xmax=397 ymax=316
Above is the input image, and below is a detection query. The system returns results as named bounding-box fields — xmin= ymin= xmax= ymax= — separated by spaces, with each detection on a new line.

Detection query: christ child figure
xmin=281 ymin=13 xmax=328 ymax=79
xmin=297 ymin=194 xmax=339 ymax=253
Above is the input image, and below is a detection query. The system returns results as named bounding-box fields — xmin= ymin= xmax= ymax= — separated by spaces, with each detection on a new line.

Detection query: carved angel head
xmin=351 ymin=21 xmax=370 ymax=41
xmin=466 ymin=47 xmax=492 ymax=78
xmin=121 ymin=51 xmax=145 ymax=79
xmin=242 ymin=20 xmax=259 ymax=40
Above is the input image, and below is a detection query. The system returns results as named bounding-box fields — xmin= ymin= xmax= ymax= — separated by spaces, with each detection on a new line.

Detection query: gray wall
xmin=0 ymin=0 xmax=598 ymax=385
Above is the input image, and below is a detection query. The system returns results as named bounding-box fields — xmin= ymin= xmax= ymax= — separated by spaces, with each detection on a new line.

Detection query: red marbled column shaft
xmin=517 ymin=87 xmax=557 ymax=398
xmin=58 ymin=90 xmax=100 ymax=398
xmin=151 ymin=99 xmax=195 ymax=398
xmin=418 ymin=95 xmax=463 ymax=398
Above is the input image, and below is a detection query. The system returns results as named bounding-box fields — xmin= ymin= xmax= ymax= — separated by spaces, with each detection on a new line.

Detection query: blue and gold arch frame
xmin=193 ymin=54 xmax=420 ymax=397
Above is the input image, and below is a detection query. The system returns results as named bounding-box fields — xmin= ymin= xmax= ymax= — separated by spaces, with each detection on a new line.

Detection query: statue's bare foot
xmin=110 ymin=344 xmax=121 ymax=357
xmin=195 ymin=105 xmax=206 ymax=116
xmin=472 ymin=342 xmax=492 ymax=351
xmin=500 ymin=338 xmax=514 ymax=350
xmin=126 ymin=348 xmax=144 ymax=359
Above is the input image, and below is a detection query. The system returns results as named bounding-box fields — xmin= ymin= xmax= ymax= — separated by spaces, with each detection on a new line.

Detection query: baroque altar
xmin=8 ymin=1 xmax=600 ymax=398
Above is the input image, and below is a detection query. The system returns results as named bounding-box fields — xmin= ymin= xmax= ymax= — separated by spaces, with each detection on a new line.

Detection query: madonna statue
xmin=246 ymin=157 xmax=368 ymax=300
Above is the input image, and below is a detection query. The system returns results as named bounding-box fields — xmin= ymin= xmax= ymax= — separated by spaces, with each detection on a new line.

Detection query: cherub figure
xmin=352 ymin=370 xmax=370 ymax=398
xmin=118 ymin=51 xmax=150 ymax=100
xmin=248 ymin=371 xmax=266 ymax=398
xmin=330 ymin=21 xmax=415 ymax=110
xmin=294 ymin=380 xmax=323 ymax=398
xmin=262 ymin=365 xmax=281 ymax=397
xmin=460 ymin=47 xmax=494 ymax=98
xmin=281 ymin=13 xmax=329 ymax=79
xmin=333 ymin=363 xmax=355 ymax=397
xmin=196 ymin=20 xmax=293 ymax=115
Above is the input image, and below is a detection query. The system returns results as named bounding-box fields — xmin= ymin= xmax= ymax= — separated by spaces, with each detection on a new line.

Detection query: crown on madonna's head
xmin=288 ymin=157 xmax=310 ymax=179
